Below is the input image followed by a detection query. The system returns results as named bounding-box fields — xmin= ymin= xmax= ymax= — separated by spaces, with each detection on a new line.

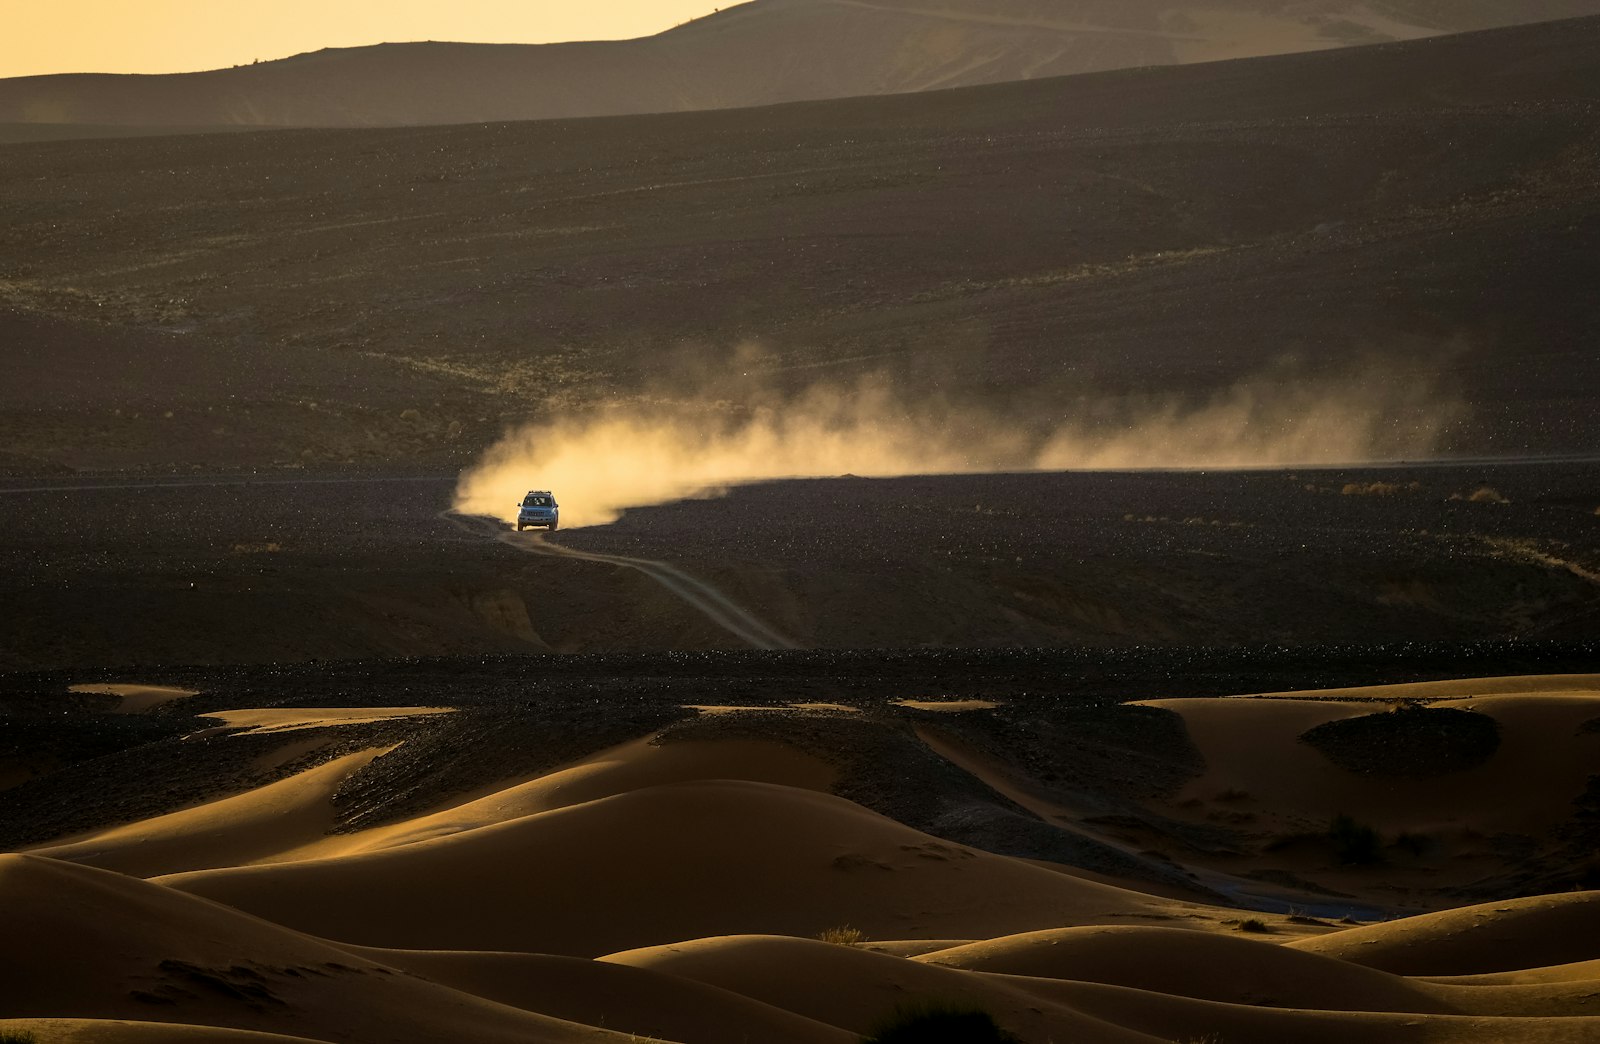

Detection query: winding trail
xmin=441 ymin=511 xmax=797 ymax=651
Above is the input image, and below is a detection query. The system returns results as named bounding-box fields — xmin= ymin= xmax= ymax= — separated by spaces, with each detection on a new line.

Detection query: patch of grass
xmin=818 ymin=925 xmax=866 ymax=947
xmin=1330 ymin=813 xmax=1383 ymax=865
xmin=1235 ymin=918 xmax=1272 ymax=934
xmin=0 ymin=1032 xmax=38 ymax=1044
xmin=863 ymin=1001 xmax=1020 ymax=1043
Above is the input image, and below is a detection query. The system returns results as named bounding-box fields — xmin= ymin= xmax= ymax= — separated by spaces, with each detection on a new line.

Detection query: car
xmin=516 ymin=491 xmax=560 ymax=531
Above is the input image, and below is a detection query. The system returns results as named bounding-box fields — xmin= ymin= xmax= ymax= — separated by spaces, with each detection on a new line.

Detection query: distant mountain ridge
xmin=4 ymin=0 xmax=1600 ymax=137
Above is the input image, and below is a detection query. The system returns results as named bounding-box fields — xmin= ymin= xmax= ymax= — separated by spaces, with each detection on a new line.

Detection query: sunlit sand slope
xmin=0 ymin=854 xmax=646 ymax=1043
xmin=313 ymin=735 xmax=838 ymax=857
xmin=338 ymin=945 xmax=854 ymax=1044
xmin=604 ymin=934 xmax=1162 ymax=1042
xmin=919 ymin=925 xmax=1600 ymax=1017
xmin=160 ymin=780 xmax=1184 ymax=956
xmin=198 ymin=707 xmax=453 ymax=734
xmin=26 ymin=748 xmax=393 ymax=876
xmin=605 ymin=933 xmax=1600 ymax=1042
xmin=67 ymin=683 xmax=199 ymax=713
xmin=1290 ymin=892 xmax=1600 ymax=975
xmin=0 ymin=1020 xmax=333 ymax=1044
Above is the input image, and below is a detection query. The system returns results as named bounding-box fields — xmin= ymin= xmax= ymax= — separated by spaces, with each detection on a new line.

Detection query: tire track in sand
xmin=441 ymin=511 xmax=797 ymax=651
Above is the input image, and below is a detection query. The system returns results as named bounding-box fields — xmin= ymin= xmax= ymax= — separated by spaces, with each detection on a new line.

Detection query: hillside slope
xmin=3 ymin=17 xmax=1598 ymax=472
xmin=5 ymin=0 xmax=1600 ymax=134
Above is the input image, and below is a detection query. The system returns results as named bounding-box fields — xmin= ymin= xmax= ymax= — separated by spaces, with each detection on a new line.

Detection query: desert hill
xmin=5 ymin=0 xmax=1600 ymax=137
xmin=3 ymin=16 xmax=1600 ymax=478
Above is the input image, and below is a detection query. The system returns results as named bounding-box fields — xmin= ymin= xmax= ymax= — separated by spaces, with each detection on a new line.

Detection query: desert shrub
xmin=1286 ymin=912 xmax=1332 ymax=926
xmin=0 ymin=1031 xmax=38 ymax=1044
xmin=1235 ymin=918 xmax=1272 ymax=934
xmin=1330 ymin=813 xmax=1382 ymax=865
xmin=863 ymin=1001 xmax=1019 ymax=1043
xmin=1301 ymin=703 xmax=1500 ymax=777
xmin=818 ymin=925 xmax=865 ymax=947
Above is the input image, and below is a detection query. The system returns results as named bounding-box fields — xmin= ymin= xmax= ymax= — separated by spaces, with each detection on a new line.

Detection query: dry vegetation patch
xmin=817 ymin=924 xmax=866 ymax=946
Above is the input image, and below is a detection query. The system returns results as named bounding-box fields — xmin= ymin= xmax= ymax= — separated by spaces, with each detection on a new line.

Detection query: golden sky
xmin=4 ymin=1 xmax=730 ymax=78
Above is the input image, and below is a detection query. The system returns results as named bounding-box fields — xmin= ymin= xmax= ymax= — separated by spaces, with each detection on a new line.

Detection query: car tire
xmin=549 ymin=520 xmax=559 ymax=532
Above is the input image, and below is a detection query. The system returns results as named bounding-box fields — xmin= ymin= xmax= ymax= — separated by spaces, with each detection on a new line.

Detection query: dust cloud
xmin=453 ymin=358 xmax=1464 ymax=529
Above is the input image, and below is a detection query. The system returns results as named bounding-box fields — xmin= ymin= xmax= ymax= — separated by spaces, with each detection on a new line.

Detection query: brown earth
xmin=2 ymin=17 xmax=1600 ymax=475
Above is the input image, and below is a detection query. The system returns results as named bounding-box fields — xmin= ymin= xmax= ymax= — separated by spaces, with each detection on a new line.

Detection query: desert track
xmin=442 ymin=511 xmax=797 ymax=651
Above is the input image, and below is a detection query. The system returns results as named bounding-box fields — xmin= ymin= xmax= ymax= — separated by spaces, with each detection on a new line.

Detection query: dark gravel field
xmin=3 ymin=462 xmax=1596 ymax=667
xmin=556 ymin=461 xmax=1600 ymax=650
xmin=0 ymin=473 xmax=737 ymax=668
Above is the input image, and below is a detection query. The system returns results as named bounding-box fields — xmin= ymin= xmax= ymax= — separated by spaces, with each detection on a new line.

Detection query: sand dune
xmin=27 ymin=748 xmax=393 ymax=876
xmin=8 ymin=688 xmax=1600 ymax=1043
xmin=198 ymin=707 xmax=453 ymax=735
xmin=0 ymin=854 xmax=644 ymax=1043
xmin=1139 ymin=683 xmax=1600 ymax=837
xmin=602 ymin=933 xmax=1161 ymax=1042
xmin=991 ymin=973 xmax=1600 ymax=1044
xmin=917 ymin=925 xmax=1455 ymax=1013
xmin=68 ymin=683 xmax=199 ymax=714
xmin=310 ymin=736 xmax=838 ymax=856
xmin=606 ymin=932 xmax=1600 ymax=1042
xmin=1427 ymin=959 xmax=1600 ymax=986
xmin=921 ymin=924 xmax=1600 ymax=1019
xmin=1242 ymin=675 xmax=1600 ymax=703
xmin=1290 ymin=892 xmax=1600 ymax=975
xmin=339 ymin=945 xmax=854 ymax=1044
xmin=160 ymin=780 xmax=1187 ymax=956
xmin=0 ymin=1020 xmax=334 ymax=1043
xmin=22 ymin=732 xmax=839 ymax=871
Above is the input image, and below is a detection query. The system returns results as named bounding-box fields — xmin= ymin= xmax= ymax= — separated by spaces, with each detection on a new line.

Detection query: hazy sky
xmin=5 ymin=1 xmax=730 ymax=78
